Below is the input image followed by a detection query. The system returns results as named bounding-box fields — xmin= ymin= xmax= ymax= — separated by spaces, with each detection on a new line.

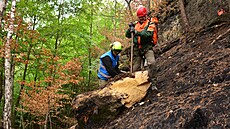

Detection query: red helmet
xmin=136 ymin=7 xmax=147 ymax=17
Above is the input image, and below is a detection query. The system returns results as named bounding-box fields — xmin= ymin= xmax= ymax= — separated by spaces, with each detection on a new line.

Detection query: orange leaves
xmin=56 ymin=58 xmax=82 ymax=85
xmin=13 ymin=53 xmax=30 ymax=64
xmin=20 ymin=80 xmax=70 ymax=116
xmin=40 ymin=48 xmax=52 ymax=56
xmin=19 ymin=58 xmax=82 ymax=118
xmin=44 ymin=77 xmax=53 ymax=83
xmin=17 ymin=80 xmax=26 ymax=85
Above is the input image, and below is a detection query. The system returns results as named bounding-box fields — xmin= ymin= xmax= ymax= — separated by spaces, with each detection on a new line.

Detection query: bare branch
xmin=211 ymin=28 xmax=230 ymax=45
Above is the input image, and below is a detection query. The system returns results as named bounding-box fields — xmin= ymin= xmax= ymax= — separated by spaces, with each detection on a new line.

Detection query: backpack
xmin=148 ymin=17 xmax=159 ymax=45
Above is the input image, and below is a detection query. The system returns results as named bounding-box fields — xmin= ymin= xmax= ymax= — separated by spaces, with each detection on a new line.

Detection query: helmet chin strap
xmin=139 ymin=20 xmax=144 ymax=24
xmin=112 ymin=50 xmax=117 ymax=56
xmin=139 ymin=16 xmax=146 ymax=24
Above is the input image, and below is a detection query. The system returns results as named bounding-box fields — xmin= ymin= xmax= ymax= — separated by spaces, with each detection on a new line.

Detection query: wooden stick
xmin=130 ymin=32 xmax=134 ymax=74
xmin=211 ymin=28 xmax=230 ymax=45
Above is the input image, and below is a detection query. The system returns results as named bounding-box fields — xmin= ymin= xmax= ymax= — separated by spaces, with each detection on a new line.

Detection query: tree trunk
xmin=72 ymin=71 xmax=150 ymax=128
xmin=113 ymin=0 xmax=117 ymax=40
xmin=0 ymin=0 xmax=8 ymax=105
xmin=153 ymin=0 xmax=159 ymax=12
xmin=146 ymin=0 xmax=150 ymax=11
xmin=51 ymin=0 xmax=63 ymax=85
xmin=87 ymin=24 xmax=92 ymax=87
xmin=0 ymin=0 xmax=7 ymax=28
xmin=178 ymin=0 xmax=190 ymax=32
xmin=15 ymin=45 xmax=31 ymax=107
xmin=44 ymin=108 xmax=48 ymax=129
xmin=125 ymin=0 xmax=133 ymax=19
xmin=0 ymin=58 xmax=4 ymax=103
xmin=87 ymin=0 xmax=93 ymax=87
xmin=20 ymin=109 xmax=25 ymax=129
xmin=14 ymin=15 xmax=37 ymax=127
xmin=4 ymin=0 xmax=16 ymax=128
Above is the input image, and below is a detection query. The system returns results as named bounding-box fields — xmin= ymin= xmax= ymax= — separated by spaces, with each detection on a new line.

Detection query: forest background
xmin=0 ymin=0 xmax=164 ymax=128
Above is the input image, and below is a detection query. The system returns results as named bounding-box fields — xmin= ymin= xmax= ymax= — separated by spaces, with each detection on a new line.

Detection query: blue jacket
xmin=98 ymin=50 xmax=119 ymax=80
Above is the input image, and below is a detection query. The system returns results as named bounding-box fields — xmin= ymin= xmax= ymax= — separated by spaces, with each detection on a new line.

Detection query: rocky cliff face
xmin=158 ymin=0 xmax=229 ymax=44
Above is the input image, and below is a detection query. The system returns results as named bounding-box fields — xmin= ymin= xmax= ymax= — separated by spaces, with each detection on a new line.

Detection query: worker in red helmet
xmin=136 ymin=6 xmax=148 ymax=22
xmin=125 ymin=6 xmax=159 ymax=91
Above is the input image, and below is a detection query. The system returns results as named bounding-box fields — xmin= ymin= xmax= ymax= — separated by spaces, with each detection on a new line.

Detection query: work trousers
xmin=132 ymin=47 xmax=156 ymax=72
xmin=99 ymin=79 xmax=107 ymax=87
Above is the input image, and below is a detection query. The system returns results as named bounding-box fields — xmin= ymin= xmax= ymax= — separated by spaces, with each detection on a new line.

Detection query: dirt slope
xmin=99 ymin=22 xmax=230 ymax=129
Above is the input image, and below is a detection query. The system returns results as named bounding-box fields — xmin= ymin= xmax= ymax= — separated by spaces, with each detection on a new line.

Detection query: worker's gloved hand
xmin=120 ymin=66 xmax=130 ymax=72
xmin=128 ymin=22 xmax=135 ymax=27
xmin=129 ymin=73 xmax=135 ymax=78
xmin=128 ymin=22 xmax=135 ymax=33
xmin=129 ymin=26 xmax=135 ymax=33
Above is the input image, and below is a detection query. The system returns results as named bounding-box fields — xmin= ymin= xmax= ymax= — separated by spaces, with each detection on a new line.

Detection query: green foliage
xmin=0 ymin=0 xmax=128 ymax=128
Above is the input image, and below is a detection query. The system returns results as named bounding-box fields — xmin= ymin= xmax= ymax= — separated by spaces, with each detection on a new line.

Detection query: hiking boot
xmin=149 ymin=77 xmax=158 ymax=91
xmin=150 ymin=83 xmax=158 ymax=91
xmin=151 ymin=84 xmax=158 ymax=91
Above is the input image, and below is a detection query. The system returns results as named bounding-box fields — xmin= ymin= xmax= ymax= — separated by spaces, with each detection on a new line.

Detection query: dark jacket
xmin=125 ymin=19 xmax=154 ymax=52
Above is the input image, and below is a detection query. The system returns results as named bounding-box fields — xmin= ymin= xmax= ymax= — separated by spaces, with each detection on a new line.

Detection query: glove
xmin=130 ymin=26 xmax=135 ymax=33
xmin=128 ymin=22 xmax=135 ymax=27
xmin=120 ymin=66 xmax=130 ymax=72
xmin=128 ymin=22 xmax=135 ymax=33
